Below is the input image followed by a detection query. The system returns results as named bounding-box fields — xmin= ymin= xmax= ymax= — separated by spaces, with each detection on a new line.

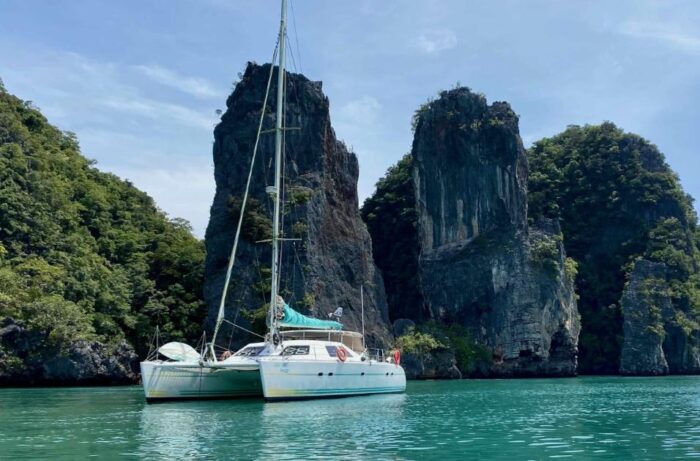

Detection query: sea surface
xmin=1 ymin=376 xmax=699 ymax=460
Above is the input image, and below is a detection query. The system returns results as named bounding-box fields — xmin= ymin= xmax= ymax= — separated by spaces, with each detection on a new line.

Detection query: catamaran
xmin=140 ymin=0 xmax=405 ymax=402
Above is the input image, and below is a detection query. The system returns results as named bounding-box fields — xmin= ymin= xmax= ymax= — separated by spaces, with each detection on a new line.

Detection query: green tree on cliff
xmin=361 ymin=154 xmax=426 ymax=322
xmin=528 ymin=122 xmax=699 ymax=373
xmin=0 ymin=84 xmax=207 ymax=361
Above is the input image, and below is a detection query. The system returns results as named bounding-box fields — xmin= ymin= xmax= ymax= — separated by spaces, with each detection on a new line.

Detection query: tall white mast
xmin=268 ymin=0 xmax=287 ymax=344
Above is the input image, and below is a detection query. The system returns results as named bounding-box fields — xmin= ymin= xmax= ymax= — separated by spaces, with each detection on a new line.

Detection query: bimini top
xmin=279 ymin=304 xmax=342 ymax=330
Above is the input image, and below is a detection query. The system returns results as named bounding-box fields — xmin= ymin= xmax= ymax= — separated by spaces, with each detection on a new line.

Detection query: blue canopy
xmin=279 ymin=304 xmax=342 ymax=330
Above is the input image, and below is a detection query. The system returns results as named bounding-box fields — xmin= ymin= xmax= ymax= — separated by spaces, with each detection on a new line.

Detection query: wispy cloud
xmin=119 ymin=161 xmax=214 ymax=237
xmin=332 ymin=95 xmax=387 ymax=202
xmin=337 ymin=96 xmax=382 ymax=123
xmin=0 ymin=49 xmax=217 ymax=235
xmin=414 ymin=28 xmax=457 ymax=54
xmin=619 ymin=20 xmax=700 ymax=52
xmin=102 ymin=96 xmax=215 ymax=130
xmin=133 ymin=64 xmax=223 ymax=99
xmin=2 ymin=51 xmax=217 ymax=132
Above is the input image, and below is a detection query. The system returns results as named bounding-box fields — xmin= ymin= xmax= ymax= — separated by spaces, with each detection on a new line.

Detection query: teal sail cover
xmin=279 ymin=304 xmax=342 ymax=330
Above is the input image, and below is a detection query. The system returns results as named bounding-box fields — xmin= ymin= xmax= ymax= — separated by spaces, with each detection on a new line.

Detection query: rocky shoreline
xmin=0 ymin=318 xmax=140 ymax=386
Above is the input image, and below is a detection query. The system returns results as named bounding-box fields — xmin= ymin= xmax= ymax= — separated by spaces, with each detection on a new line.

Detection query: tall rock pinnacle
xmin=203 ymin=63 xmax=391 ymax=348
xmin=412 ymin=88 xmax=580 ymax=376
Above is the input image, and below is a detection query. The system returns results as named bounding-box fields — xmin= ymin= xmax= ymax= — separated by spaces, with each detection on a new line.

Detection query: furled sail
xmin=279 ymin=304 xmax=342 ymax=330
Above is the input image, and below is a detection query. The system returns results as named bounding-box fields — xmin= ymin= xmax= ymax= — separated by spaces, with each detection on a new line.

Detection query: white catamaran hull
xmin=258 ymin=358 xmax=406 ymax=401
xmin=140 ymin=361 xmax=263 ymax=401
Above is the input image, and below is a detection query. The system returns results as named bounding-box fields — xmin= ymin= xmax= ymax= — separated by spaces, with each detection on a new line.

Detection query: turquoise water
xmin=1 ymin=377 xmax=700 ymax=460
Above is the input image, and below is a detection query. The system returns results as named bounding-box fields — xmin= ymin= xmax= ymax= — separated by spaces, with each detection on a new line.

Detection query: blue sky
xmin=2 ymin=0 xmax=699 ymax=237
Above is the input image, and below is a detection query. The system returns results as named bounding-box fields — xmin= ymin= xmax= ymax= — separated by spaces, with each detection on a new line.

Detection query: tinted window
xmin=282 ymin=345 xmax=310 ymax=356
xmin=234 ymin=346 xmax=265 ymax=357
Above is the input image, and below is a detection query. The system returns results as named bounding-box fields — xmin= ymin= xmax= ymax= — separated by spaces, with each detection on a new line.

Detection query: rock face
xmin=402 ymin=349 xmax=462 ymax=380
xmin=0 ymin=318 xmax=139 ymax=385
xmin=204 ymin=63 xmax=391 ymax=348
xmin=412 ymin=88 xmax=580 ymax=377
xmin=620 ymin=260 xmax=700 ymax=375
xmin=619 ymin=260 xmax=670 ymax=375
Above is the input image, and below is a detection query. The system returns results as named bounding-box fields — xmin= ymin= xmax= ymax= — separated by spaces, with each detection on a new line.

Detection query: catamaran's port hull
xmin=258 ymin=359 xmax=406 ymax=401
xmin=140 ymin=361 xmax=263 ymax=401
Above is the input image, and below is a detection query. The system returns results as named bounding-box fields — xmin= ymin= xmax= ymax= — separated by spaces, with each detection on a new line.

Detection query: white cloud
xmin=332 ymin=95 xmax=390 ymax=204
xmin=119 ymin=161 xmax=214 ymax=238
xmin=619 ymin=20 xmax=700 ymax=52
xmin=101 ymin=96 xmax=216 ymax=130
xmin=337 ymin=96 xmax=382 ymax=123
xmin=3 ymin=51 xmax=217 ymax=133
xmin=414 ymin=28 xmax=457 ymax=54
xmin=133 ymin=64 xmax=223 ymax=99
xmin=0 ymin=49 xmax=218 ymax=236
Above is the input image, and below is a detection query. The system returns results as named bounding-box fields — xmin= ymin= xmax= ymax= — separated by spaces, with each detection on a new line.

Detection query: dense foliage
xmin=361 ymin=154 xmax=426 ymax=322
xmin=528 ymin=122 xmax=700 ymax=373
xmin=0 ymin=84 xmax=207 ymax=360
xmin=395 ymin=322 xmax=491 ymax=375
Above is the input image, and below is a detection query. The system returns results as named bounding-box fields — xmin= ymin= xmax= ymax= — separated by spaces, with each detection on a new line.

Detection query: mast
xmin=268 ymin=0 xmax=287 ymax=345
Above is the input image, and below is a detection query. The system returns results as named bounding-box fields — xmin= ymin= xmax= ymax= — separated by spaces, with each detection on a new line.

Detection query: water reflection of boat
xmin=137 ymin=401 xmax=266 ymax=459
xmin=257 ymin=393 xmax=408 ymax=458
xmin=137 ymin=404 xmax=211 ymax=458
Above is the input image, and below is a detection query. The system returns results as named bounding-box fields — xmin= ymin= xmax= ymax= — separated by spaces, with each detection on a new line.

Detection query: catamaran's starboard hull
xmin=258 ymin=359 xmax=406 ymax=401
xmin=140 ymin=361 xmax=263 ymax=401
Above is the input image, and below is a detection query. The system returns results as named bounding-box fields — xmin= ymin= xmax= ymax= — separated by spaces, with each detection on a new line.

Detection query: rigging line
xmin=285 ymin=34 xmax=298 ymax=74
xmin=272 ymin=65 xmax=300 ymax=293
xmin=287 ymin=241 xmax=297 ymax=305
xmin=253 ymin=243 xmax=267 ymax=306
xmin=211 ymin=38 xmax=279 ymax=347
xmin=227 ymin=322 xmax=235 ymax=351
xmin=278 ymin=65 xmax=288 ymax=297
xmin=290 ymin=0 xmax=302 ymax=73
xmin=222 ymin=319 xmax=266 ymax=339
xmin=293 ymin=241 xmax=306 ymax=291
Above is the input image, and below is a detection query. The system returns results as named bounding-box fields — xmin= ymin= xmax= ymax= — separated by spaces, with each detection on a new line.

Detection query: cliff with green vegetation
xmin=364 ymin=99 xmax=700 ymax=378
xmin=363 ymin=87 xmax=580 ymax=378
xmin=0 ymin=82 xmax=207 ymax=385
xmin=528 ymin=123 xmax=700 ymax=374
xmin=361 ymin=154 xmax=426 ymax=323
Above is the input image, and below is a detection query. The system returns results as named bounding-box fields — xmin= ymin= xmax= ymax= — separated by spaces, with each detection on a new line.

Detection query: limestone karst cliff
xmin=620 ymin=259 xmax=700 ymax=375
xmin=528 ymin=123 xmax=700 ymax=375
xmin=364 ymin=88 xmax=580 ymax=378
xmin=203 ymin=63 xmax=391 ymax=348
xmin=412 ymin=88 xmax=580 ymax=377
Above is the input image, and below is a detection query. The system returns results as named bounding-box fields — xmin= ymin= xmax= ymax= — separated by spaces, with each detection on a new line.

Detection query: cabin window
xmin=282 ymin=345 xmax=310 ymax=356
xmin=234 ymin=346 xmax=265 ymax=357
